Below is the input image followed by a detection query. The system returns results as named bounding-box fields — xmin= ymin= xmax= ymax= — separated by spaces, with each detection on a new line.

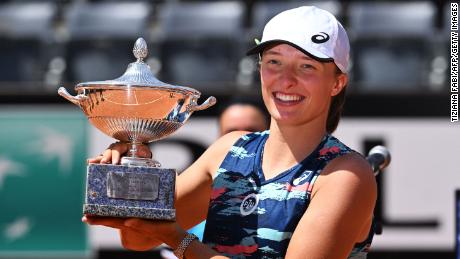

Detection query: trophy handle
xmin=58 ymin=87 xmax=88 ymax=106
xmin=189 ymin=96 xmax=217 ymax=112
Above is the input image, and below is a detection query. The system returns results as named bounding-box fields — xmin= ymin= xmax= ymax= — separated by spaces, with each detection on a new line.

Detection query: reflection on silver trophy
xmin=58 ymin=38 xmax=216 ymax=220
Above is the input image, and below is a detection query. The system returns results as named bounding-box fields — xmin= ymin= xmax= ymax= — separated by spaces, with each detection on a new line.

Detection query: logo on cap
xmin=311 ymin=32 xmax=330 ymax=44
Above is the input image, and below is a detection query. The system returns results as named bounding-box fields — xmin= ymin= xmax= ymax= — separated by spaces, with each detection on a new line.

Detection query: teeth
xmin=275 ymin=92 xmax=302 ymax=102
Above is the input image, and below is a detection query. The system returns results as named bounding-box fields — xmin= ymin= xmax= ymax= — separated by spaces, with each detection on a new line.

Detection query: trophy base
xmin=84 ymin=163 xmax=176 ymax=220
xmin=83 ymin=204 xmax=175 ymax=220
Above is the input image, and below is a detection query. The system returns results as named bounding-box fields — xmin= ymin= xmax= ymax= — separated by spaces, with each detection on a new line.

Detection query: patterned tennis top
xmin=202 ymin=131 xmax=374 ymax=258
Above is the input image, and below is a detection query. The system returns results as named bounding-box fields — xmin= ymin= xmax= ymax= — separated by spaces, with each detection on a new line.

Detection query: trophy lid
xmin=75 ymin=38 xmax=200 ymax=96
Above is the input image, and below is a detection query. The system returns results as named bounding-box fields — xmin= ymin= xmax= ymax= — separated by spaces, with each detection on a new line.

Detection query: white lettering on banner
xmin=452 ymin=94 xmax=459 ymax=122
xmin=452 ymin=3 xmax=458 ymax=31
xmin=452 ymin=28 xmax=459 ymax=122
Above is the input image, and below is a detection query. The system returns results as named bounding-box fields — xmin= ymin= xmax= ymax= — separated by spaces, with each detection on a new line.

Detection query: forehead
xmin=260 ymin=43 xmax=341 ymax=73
xmin=262 ymin=43 xmax=315 ymax=60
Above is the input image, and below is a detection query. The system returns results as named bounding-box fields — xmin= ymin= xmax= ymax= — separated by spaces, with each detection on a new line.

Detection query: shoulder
xmin=200 ymin=131 xmax=250 ymax=174
xmin=206 ymin=130 xmax=268 ymax=157
xmin=286 ymin=152 xmax=376 ymax=258
xmin=313 ymin=152 xmax=376 ymax=204
xmin=324 ymin=151 xmax=373 ymax=176
xmin=318 ymin=134 xmax=353 ymax=157
xmin=209 ymin=130 xmax=250 ymax=153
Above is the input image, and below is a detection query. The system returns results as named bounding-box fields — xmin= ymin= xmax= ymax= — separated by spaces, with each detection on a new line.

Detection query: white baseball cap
xmin=247 ymin=6 xmax=350 ymax=73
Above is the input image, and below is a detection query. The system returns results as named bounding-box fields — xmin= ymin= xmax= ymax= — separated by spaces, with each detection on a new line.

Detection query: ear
xmin=331 ymin=73 xmax=348 ymax=97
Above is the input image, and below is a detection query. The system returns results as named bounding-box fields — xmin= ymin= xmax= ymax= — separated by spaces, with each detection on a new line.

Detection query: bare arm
xmin=285 ymin=153 xmax=377 ymax=259
xmin=174 ymin=131 xmax=248 ymax=230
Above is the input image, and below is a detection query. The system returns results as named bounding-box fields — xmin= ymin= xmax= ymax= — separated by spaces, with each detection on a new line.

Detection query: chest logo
xmin=240 ymin=193 xmax=259 ymax=216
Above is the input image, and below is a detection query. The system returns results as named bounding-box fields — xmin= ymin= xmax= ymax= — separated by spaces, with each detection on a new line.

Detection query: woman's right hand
xmin=119 ymin=227 xmax=162 ymax=251
xmin=83 ymin=215 xmax=162 ymax=251
xmin=87 ymin=142 xmax=129 ymax=165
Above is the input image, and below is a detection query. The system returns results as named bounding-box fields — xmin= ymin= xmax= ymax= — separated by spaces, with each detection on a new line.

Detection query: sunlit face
xmin=259 ymin=44 xmax=347 ymax=127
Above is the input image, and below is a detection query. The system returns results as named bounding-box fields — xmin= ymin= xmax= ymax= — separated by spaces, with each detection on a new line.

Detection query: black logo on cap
xmin=311 ymin=32 xmax=330 ymax=44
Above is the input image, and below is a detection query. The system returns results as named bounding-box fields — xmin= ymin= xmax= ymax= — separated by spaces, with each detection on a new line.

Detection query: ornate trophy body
xmin=58 ymin=38 xmax=216 ymax=220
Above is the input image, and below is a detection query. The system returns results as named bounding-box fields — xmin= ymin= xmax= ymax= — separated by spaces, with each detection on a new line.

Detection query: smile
xmin=273 ymin=92 xmax=304 ymax=103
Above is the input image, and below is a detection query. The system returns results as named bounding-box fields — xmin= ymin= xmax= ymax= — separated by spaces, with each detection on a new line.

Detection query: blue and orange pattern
xmin=202 ymin=131 xmax=373 ymax=258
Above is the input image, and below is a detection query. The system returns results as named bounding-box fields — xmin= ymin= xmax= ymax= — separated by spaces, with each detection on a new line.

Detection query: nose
xmin=279 ymin=67 xmax=298 ymax=89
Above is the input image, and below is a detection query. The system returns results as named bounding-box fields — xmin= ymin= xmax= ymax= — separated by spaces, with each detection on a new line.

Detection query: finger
xmin=87 ymin=155 xmax=103 ymax=164
xmin=100 ymin=149 xmax=113 ymax=164
xmin=110 ymin=143 xmax=129 ymax=164
xmin=111 ymin=150 xmax=121 ymax=165
xmin=82 ymin=215 xmax=126 ymax=229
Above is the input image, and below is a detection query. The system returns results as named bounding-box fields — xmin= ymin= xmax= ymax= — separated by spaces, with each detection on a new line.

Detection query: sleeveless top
xmin=202 ymin=131 xmax=374 ymax=258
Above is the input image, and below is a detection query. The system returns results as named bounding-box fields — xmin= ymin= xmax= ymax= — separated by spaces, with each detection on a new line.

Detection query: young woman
xmin=84 ymin=6 xmax=377 ymax=259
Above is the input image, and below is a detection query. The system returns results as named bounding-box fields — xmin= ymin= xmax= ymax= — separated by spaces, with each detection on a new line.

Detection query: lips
xmin=273 ymin=92 xmax=305 ymax=104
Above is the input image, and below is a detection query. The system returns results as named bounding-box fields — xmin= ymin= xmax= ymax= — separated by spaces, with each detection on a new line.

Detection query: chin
xmin=272 ymin=114 xmax=305 ymax=126
xmin=273 ymin=109 xmax=327 ymax=128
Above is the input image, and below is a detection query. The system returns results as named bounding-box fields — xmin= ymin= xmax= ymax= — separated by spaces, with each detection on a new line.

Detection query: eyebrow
xmin=300 ymin=56 xmax=315 ymax=61
xmin=263 ymin=50 xmax=281 ymax=56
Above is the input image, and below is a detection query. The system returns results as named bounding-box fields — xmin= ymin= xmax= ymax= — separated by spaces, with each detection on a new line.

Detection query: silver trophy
xmin=58 ymin=38 xmax=216 ymax=220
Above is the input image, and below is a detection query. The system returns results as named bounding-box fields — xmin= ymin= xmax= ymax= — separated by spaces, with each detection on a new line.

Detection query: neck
xmin=262 ymin=116 xmax=328 ymax=179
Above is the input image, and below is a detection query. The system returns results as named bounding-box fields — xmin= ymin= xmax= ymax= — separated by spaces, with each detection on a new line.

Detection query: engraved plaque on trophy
xmin=58 ymin=38 xmax=216 ymax=220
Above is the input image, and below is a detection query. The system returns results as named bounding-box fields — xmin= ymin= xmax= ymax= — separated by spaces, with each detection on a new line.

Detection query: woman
xmin=84 ymin=6 xmax=377 ymax=259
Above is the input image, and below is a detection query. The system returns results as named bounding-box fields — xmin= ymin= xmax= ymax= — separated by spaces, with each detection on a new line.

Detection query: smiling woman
xmin=258 ymin=45 xmax=347 ymax=129
xmin=84 ymin=6 xmax=376 ymax=259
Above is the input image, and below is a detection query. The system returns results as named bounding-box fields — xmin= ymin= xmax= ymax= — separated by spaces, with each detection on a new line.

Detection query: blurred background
xmin=0 ymin=0 xmax=456 ymax=258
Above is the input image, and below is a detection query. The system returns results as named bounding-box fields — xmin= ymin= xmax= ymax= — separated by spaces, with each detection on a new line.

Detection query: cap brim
xmin=246 ymin=40 xmax=334 ymax=63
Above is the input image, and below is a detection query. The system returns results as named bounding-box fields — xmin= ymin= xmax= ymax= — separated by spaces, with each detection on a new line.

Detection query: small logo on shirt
xmin=311 ymin=32 xmax=330 ymax=44
xmin=240 ymin=193 xmax=259 ymax=216
xmin=293 ymin=170 xmax=313 ymax=186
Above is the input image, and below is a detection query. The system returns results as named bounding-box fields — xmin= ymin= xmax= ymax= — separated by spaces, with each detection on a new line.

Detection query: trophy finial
xmin=133 ymin=38 xmax=148 ymax=62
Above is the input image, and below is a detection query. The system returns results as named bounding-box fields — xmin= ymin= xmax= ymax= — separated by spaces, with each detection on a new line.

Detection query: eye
xmin=301 ymin=63 xmax=316 ymax=70
xmin=266 ymin=59 xmax=281 ymax=65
